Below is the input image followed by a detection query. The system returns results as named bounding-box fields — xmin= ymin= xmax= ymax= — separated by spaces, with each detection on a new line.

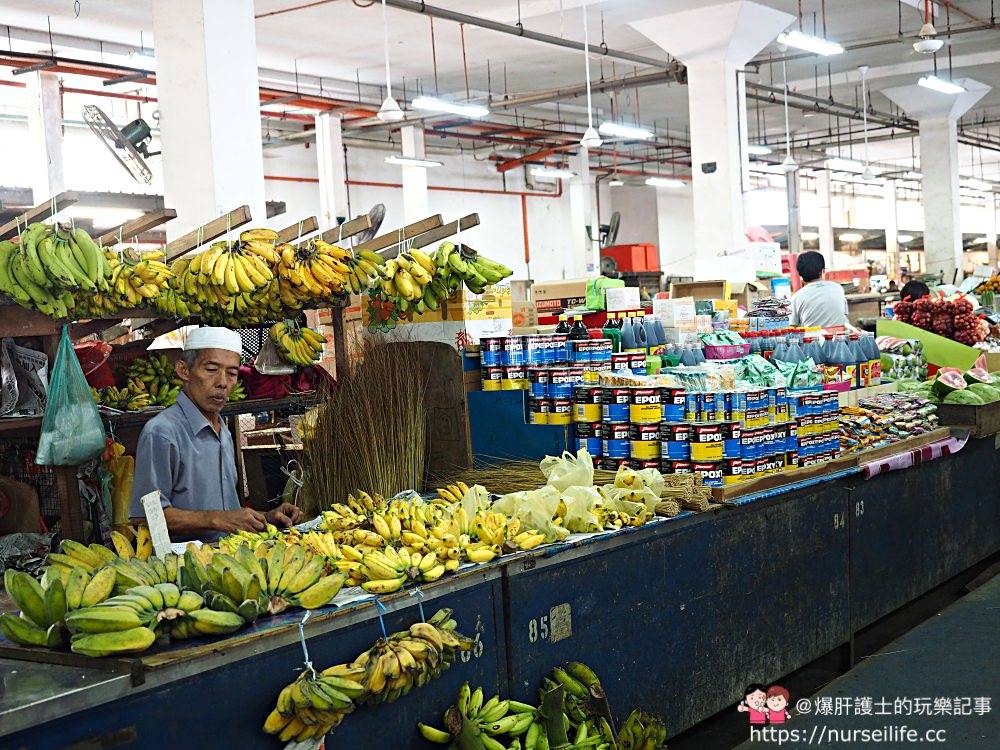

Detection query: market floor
xmin=724 ymin=572 xmax=1000 ymax=750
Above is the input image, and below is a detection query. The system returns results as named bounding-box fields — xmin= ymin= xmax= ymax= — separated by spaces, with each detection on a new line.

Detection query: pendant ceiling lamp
xmin=859 ymin=66 xmax=875 ymax=181
xmin=377 ymin=0 xmax=404 ymax=122
xmin=579 ymin=4 xmax=601 ymax=149
xmin=780 ymin=60 xmax=797 ymax=173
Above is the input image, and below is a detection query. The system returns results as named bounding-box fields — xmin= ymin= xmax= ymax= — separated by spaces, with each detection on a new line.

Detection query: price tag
xmin=140 ymin=491 xmax=173 ymax=559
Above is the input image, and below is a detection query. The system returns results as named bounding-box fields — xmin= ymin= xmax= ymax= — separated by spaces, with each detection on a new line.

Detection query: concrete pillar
xmin=883 ymin=79 xmax=990 ymax=282
xmin=151 ymin=0 xmax=266 ymax=239
xmin=400 ymin=126 xmax=429 ymax=223
xmin=656 ymin=187 xmax=696 ymax=279
xmin=631 ymin=1 xmax=794 ymax=278
xmin=816 ymin=170 xmax=835 ymax=268
xmin=315 ymin=113 xmax=348 ymax=231
xmin=568 ymin=149 xmax=598 ymax=276
xmin=987 ymin=195 xmax=999 ymax=269
xmin=25 ymin=71 xmax=64 ymax=200
xmin=883 ymin=180 xmax=900 ymax=281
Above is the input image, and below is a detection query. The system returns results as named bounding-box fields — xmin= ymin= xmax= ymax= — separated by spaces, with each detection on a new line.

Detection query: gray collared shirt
xmin=129 ymin=390 xmax=240 ymax=541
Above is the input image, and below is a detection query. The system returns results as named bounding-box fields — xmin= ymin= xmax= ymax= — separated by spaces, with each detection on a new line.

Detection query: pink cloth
xmin=861 ymin=432 xmax=968 ymax=479
xmin=769 ymin=710 xmax=789 ymax=724
xmin=748 ymin=708 xmax=767 ymax=724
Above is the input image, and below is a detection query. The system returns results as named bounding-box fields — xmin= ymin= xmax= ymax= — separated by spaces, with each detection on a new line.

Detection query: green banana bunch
xmin=180 ymin=540 xmax=347 ymax=618
xmin=66 ymin=582 xmax=244 ymax=654
xmin=0 ymin=224 xmax=114 ymax=320
xmin=432 ymin=241 xmax=513 ymax=296
xmin=0 ymin=569 xmax=69 ymax=649
xmin=617 ymin=709 xmax=667 ymax=750
xmin=124 ymin=353 xmax=184 ymax=407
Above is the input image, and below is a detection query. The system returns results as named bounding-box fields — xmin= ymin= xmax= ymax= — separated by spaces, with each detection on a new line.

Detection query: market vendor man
xmin=129 ymin=327 xmax=302 ymax=541
xmin=790 ymin=251 xmax=850 ymax=328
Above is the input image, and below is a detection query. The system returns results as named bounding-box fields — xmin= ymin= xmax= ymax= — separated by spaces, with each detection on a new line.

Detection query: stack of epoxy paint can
xmin=481 ymin=334 xmax=614 ymax=422
xmin=569 ymin=384 xmax=840 ymax=489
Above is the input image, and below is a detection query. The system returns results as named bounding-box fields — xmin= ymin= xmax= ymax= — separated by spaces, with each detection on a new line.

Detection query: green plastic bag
xmin=586 ymin=277 xmax=625 ymax=311
xmin=36 ymin=325 xmax=107 ymax=466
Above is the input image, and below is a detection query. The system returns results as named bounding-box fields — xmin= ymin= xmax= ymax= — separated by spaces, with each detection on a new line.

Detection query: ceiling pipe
xmin=488 ymin=70 xmax=681 ymax=111
xmin=377 ymin=0 xmax=676 ymax=72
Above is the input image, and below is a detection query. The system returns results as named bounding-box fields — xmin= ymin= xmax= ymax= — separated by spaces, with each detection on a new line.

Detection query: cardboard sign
xmin=140 ymin=491 xmax=173 ymax=560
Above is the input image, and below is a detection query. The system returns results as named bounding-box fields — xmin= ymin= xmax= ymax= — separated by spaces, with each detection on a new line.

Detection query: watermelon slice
xmin=964 ymin=367 xmax=994 ymax=385
xmin=933 ymin=370 xmax=968 ymax=396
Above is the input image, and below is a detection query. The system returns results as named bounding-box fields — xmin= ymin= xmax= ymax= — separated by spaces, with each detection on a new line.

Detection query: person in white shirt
xmin=789 ymin=251 xmax=849 ymax=328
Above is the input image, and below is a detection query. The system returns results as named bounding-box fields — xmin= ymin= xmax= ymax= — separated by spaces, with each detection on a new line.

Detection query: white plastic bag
xmin=561 ymin=485 xmax=602 ymax=533
xmin=492 ymin=486 xmax=568 ymax=542
xmin=540 ymin=449 xmax=594 ymax=491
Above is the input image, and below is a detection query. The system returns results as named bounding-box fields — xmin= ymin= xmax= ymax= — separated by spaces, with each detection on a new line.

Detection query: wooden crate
xmin=934 ymin=402 xmax=1000 ymax=438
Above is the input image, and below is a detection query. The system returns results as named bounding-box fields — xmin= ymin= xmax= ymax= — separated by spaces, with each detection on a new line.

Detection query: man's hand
xmin=213 ymin=507 xmax=267 ymax=534
xmin=266 ymin=503 xmax=303 ymax=528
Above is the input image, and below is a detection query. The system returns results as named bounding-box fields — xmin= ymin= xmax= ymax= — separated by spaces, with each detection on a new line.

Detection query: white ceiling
xmin=2 ymin=0 xmax=999 ymax=176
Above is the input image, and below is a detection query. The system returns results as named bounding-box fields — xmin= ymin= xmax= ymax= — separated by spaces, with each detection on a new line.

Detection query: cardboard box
xmin=730 ymin=280 xmax=771 ymax=311
xmin=509 ymin=279 xmax=531 ymax=302
xmin=669 ymin=280 xmax=731 ymax=301
xmin=653 ymin=297 xmax=696 ymax=329
xmin=511 ymin=300 xmax=537 ymax=329
xmin=531 ymin=278 xmax=589 ymax=314
xmin=605 ymin=286 xmax=641 ymax=312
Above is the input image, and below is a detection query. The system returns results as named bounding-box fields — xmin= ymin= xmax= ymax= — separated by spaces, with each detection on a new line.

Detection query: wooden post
xmin=331 ymin=305 xmax=347 ymax=381
xmin=54 ymin=467 xmax=85 ymax=541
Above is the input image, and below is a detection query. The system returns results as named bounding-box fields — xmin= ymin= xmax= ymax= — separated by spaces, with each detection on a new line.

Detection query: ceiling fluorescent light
xmin=645 ymin=177 xmax=686 ymax=188
xmin=839 ymin=232 xmax=864 ymax=242
xmin=411 ymin=95 xmax=489 ymax=118
xmin=531 ymin=167 xmax=576 ymax=179
xmin=747 ymin=144 xmax=773 ymax=156
xmin=776 ymin=30 xmax=844 ymax=56
xmin=897 ymin=234 xmax=915 ymax=243
xmin=918 ymin=75 xmax=966 ymax=95
xmin=608 ymin=176 xmax=625 ymax=187
xmin=903 ymin=170 xmax=923 ymax=180
xmin=972 ymin=237 xmax=989 ymax=244
xmin=962 ymin=178 xmax=993 ymax=192
xmin=598 ymin=122 xmax=654 ymax=140
xmin=385 ymin=154 xmax=443 ymax=168
xmin=800 ymin=232 xmax=820 ymax=241
xmin=825 ymin=157 xmax=867 ymax=173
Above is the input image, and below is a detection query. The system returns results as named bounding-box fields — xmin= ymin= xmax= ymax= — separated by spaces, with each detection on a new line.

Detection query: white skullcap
xmin=184 ymin=327 xmax=243 ymax=355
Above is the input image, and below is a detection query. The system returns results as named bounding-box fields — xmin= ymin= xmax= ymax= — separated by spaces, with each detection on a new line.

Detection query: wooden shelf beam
xmin=97 ymin=209 xmax=178 ymax=247
xmin=355 ymin=215 xmax=443 ymax=255
xmin=275 ymin=216 xmax=319 ymax=244
xmin=0 ymin=191 xmax=80 ymax=240
xmin=163 ymin=205 xmax=253 ymax=262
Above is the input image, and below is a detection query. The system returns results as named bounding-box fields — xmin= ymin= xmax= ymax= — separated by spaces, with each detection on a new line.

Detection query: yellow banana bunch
xmin=263 ymin=608 xmax=474 ymax=742
xmin=270 ymin=320 xmax=326 ymax=367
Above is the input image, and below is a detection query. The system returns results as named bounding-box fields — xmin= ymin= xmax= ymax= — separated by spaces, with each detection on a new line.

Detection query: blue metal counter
xmin=2 ymin=436 xmax=999 ymax=749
